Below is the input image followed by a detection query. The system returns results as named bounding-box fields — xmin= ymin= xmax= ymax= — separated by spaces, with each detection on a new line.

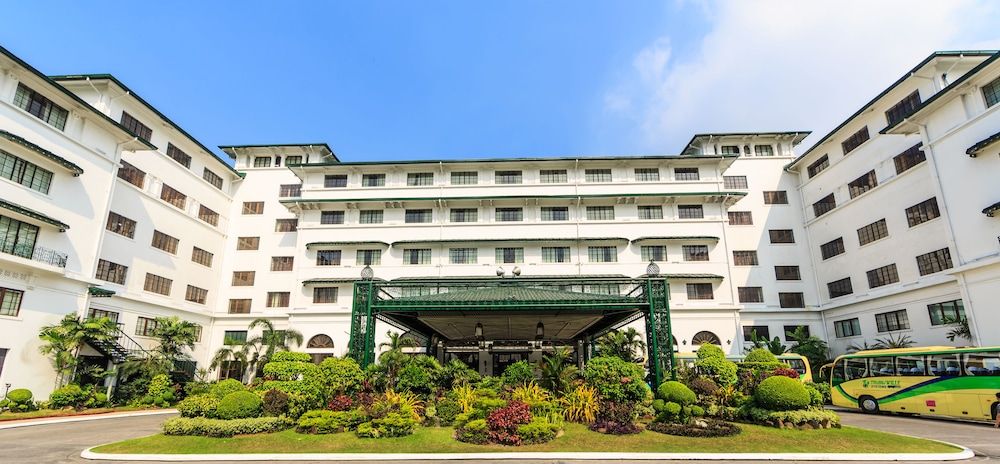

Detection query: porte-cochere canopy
xmin=349 ymin=276 xmax=675 ymax=384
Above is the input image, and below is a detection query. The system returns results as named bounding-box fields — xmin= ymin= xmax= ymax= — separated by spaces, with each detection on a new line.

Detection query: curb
xmin=0 ymin=409 xmax=177 ymax=430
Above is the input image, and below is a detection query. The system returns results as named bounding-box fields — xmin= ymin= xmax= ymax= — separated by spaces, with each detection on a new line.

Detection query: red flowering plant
xmin=485 ymin=400 xmax=532 ymax=445
xmin=771 ymin=367 xmax=801 ymax=379
xmin=327 ymin=394 xmax=353 ymax=411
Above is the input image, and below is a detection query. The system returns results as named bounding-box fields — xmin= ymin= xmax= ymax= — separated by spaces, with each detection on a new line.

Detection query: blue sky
xmin=2 ymin=1 xmax=999 ymax=162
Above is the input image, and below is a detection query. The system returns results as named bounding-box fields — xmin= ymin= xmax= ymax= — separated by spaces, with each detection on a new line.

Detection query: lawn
xmin=0 ymin=406 xmax=148 ymax=422
xmin=93 ymin=423 xmax=960 ymax=455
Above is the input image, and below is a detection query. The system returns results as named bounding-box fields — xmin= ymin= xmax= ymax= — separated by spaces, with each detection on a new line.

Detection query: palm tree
xmin=38 ymin=314 xmax=118 ymax=387
xmin=209 ymin=345 xmax=249 ymax=383
xmin=749 ymin=330 xmax=788 ymax=355
xmin=786 ymin=326 xmax=830 ymax=377
xmin=873 ymin=332 xmax=915 ymax=349
xmin=151 ymin=316 xmax=198 ymax=368
xmin=596 ymin=328 xmax=645 ymax=362
xmin=846 ymin=341 xmax=880 ymax=353
xmin=538 ymin=346 xmax=579 ymax=394
xmin=248 ymin=318 xmax=304 ymax=363
xmin=380 ymin=331 xmax=418 ymax=352
xmin=942 ymin=316 xmax=973 ymax=342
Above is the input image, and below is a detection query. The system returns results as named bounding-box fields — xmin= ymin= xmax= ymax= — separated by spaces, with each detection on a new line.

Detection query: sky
xmin=2 ymin=1 xmax=999 ymax=162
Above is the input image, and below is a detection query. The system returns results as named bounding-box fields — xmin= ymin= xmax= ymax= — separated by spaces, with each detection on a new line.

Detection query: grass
xmin=93 ymin=422 xmax=960 ymax=455
xmin=0 ymin=406 xmax=149 ymax=422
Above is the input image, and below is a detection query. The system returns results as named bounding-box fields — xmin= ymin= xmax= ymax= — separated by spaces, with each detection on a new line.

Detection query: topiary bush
xmin=176 ymin=394 xmax=220 ymax=418
xmin=4 ymin=388 xmax=36 ymax=412
xmin=216 ymin=391 xmax=264 ymax=419
xmin=695 ymin=345 xmax=738 ymax=387
xmin=270 ymin=351 xmax=312 ymax=363
xmin=263 ymin=389 xmax=290 ymax=416
xmin=583 ymin=356 xmax=648 ymax=404
xmin=261 ymin=360 xmax=318 ymax=382
xmin=140 ymin=374 xmax=175 ymax=407
xmin=163 ymin=416 xmax=291 ymax=437
xmin=657 ymin=381 xmax=696 ymax=406
xmin=500 ymin=361 xmax=535 ymax=387
xmin=296 ymin=409 xmax=368 ymax=434
xmin=744 ymin=348 xmax=778 ymax=364
xmin=741 ymin=406 xmax=840 ymax=429
xmin=318 ymin=357 xmax=365 ymax=395
xmin=754 ymin=376 xmax=810 ymax=411
xmin=48 ymin=384 xmax=88 ymax=409
xmin=210 ymin=379 xmax=245 ymax=399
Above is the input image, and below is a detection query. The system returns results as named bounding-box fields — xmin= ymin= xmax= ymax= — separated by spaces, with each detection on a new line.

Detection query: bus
xmin=675 ymin=352 xmax=813 ymax=383
xmin=830 ymin=346 xmax=1000 ymax=422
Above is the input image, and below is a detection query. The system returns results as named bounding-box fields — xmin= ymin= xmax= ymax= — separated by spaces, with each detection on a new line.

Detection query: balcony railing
xmin=0 ymin=240 xmax=68 ymax=268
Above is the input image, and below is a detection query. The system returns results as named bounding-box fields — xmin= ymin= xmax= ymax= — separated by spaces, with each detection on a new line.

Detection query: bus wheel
xmin=859 ymin=396 xmax=879 ymax=414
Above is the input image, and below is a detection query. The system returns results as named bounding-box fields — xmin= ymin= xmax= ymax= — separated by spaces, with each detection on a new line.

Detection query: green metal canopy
xmin=391 ymin=237 xmax=629 ymax=247
xmin=0 ymin=198 xmax=70 ymax=230
xmin=0 ymin=130 xmax=84 ymax=175
xmin=88 ymin=286 xmax=116 ymax=297
xmin=302 ymin=278 xmax=372 ymax=285
xmin=384 ymin=286 xmax=633 ymax=306
xmin=305 ymin=241 xmax=390 ymax=248
xmin=631 ymin=236 xmax=720 ymax=243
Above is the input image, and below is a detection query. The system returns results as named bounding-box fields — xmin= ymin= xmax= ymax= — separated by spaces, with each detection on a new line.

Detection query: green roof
xmin=0 ymin=198 xmax=70 ymax=230
xmin=967 ymin=130 xmax=1000 ymax=157
xmin=88 ymin=286 xmax=116 ymax=297
xmin=388 ymin=286 xmax=633 ymax=304
xmin=662 ymin=273 xmax=724 ymax=280
xmin=282 ymin=191 xmax=746 ymax=205
xmin=631 ymin=236 xmax=719 ymax=243
xmin=0 ymin=130 xmax=84 ymax=175
xmin=288 ymin=154 xmax=735 ymax=168
xmin=303 ymin=278 xmax=369 ymax=285
xmin=305 ymin=241 xmax=390 ymax=248
xmin=391 ymin=237 xmax=628 ymax=247
xmin=680 ymin=132 xmax=810 ymax=155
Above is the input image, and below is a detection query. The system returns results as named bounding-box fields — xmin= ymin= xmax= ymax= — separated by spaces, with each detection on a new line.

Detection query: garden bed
xmin=0 ymin=406 xmax=154 ymax=422
xmin=92 ymin=423 xmax=960 ymax=455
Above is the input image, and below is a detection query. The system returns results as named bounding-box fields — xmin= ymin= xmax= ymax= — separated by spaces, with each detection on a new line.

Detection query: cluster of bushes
xmin=0 ymin=389 xmax=38 ymax=413
xmin=1 ymin=384 xmax=112 ymax=414
xmin=170 ymin=377 xmax=292 ymax=436
xmin=455 ymin=398 xmax=562 ymax=445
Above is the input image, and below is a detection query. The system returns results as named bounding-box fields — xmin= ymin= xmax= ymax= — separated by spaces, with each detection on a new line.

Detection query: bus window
xmin=831 ymin=361 xmax=845 ymax=386
xmin=964 ymin=352 xmax=1000 ymax=376
xmin=928 ymin=354 xmax=962 ymax=376
xmin=870 ymin=357 xmax=895 ymax=376
xmin=896 ymin=355 xmax=926 ymax=376
xmin=786 ymin=358 xmax=807 ymax=375
xmin=846 ymin=358 xmax=868 ymax=380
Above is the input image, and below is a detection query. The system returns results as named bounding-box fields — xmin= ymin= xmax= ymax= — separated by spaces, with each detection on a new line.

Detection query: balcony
xmin=1 ymin=240 xmax=68 ymax=268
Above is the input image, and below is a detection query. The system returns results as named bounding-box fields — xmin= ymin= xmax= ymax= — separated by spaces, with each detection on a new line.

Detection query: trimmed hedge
xmin=296 ymin=409 xmax=368 ymax=434
xmin=657 ymin=381 xmax=696 ymax=405
xmin=7 ymin=388 xmax=32 ymax=404
xmin=754 ymin=376 xmax=810 ymax=411
xmin=270 ymin=351 xmax=312 ymax=363
xmin=210 ymin=379 xmax=245 ymax=399
xmin=648 ymin=419 xmax=741 ymax=437
xmin=318 ymin=357 xmax=365 ymax=395
xmin=356 ymin=412 xmax=418 ymax=438
xmin=176 ymin=394 xmax=220 ymax=418
xmin=744 ymin=348 xmax=778 ymax=364
xmin=695 ymin=345 xmax=738 ymax=387
xmin=162 ymin=416 xmax=291 ymax=437
xmin=216 ymin=391 xmax=263 ymax=419
xmin=742 ymin=406 xmax=840 ymax=428
xmin=262 ymin=361 xmax=318 ymax=382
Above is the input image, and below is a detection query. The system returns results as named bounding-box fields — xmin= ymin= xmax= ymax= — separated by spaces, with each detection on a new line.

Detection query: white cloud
xmin=604 ymin=0 xmax=1000 ymax=152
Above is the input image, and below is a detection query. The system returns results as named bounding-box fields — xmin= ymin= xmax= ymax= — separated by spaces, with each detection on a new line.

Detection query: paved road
xmin=0 ymin=409 xmax=996 ymax=463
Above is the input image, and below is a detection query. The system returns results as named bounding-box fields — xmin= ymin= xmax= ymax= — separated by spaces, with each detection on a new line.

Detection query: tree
xmin=786 ymin=326 xmax=830 ymax=379
xmin=151 ymin=316 xmax=198 ymax=368
xmin=379 ymin=331 xmax=418 ymax=352
xmin=38 ymin=315 xmax=117 ymax=387
xmin=248 ymin=318 xmax=304 ymax=362
xmin=873 ymin=332 xmax=915 ymax=349
xmin=537 ymin=346 xmax=579 ymax=394
xmin=596 ymin=327 xmax=646 ymax=362
xmin=749 ymin=331 xmax=788 ymax=355
xmin=943 ymin=316 xmax=973 ymax=343
xmin=209 ymin=346 xmax=249 ymax=383
xmin=846 ymin=341 xmax=880 ymax=353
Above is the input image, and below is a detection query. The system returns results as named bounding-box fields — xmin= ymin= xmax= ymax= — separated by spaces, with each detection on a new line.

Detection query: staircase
xmin=87 ymin=323 xmax=150 ymax=364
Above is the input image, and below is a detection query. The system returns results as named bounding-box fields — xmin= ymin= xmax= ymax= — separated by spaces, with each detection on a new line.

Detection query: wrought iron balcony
xmin=0 ymin=240 xmax=68 ymax=268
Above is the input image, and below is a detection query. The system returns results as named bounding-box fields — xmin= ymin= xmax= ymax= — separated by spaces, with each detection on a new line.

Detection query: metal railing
xmin=111 ymin=322 xmax=150 ymax=359
xmin=0 ymin=240 xmax=68 ymax=268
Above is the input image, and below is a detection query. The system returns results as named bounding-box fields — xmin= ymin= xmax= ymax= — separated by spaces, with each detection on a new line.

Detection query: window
xmin=841 ymin=126 xmax=870 ymax=154
xmin=885 ymin=90 xmax=921 ymax=126
xmin=720 ymin=145 xmax=740 ymax=155
xmin=905 ymin=198 xmax=940 ymax=227
xmin=763 ymin=191 xmax=788 ymax=205
xmin=827 ymin=277 xmax=853 ymax=298
xmin=893 ymin=143 xmax=926 ymax=174
xmin=585 ymin=169 xmax=612 ymax=182
xmin=405 ymin=209 xmax=433 ymax=223
xmin=135 ymin=317 xmax=158 ymax=337
xmin=848 ymin=170 xmax=878 ymax=198
xmin=495 ymin=247 xmax=524 ymax=264
xmin=784 ymin=325 xmax=810 ymax=340
xmin=450 ymin=248 xmax=478 ymax=264
xmin=857 ymin=219 xmax=888 ymax=245
xmin=916 ymin=248 xmax=953 ymax=275
xmin=451 ymin=171 xmax=478 ymax=185
xmin=683 ymin=245 xmax=709 ymax=261
xmin=495 ymin=170 xmax=522 ymax=184
xmin=638 ymin=205 xmax=663 ymax=220
xmin=495 ymin=207 xmax=523 ymax=222
xmin=95 ymin=259 xmax=128 ymax=284
xmin=732 ymin=250 xmax=758 ymax=265
xmin=278 ymin=184 xmax=301 ymax=198
xmin=686 ymin=283 xmax=714 ymax=300
xmin=407 ymin=172 xmax=434 ymax=186
xmin=0 ymin=214 xmax=38 ymax=260
xmin=779 ymin=292 xmax=805 ymax=308
xmin=586 ymin=206 xmax=615 ymax=220
xmin=807 ymin=155 xmax=829 ymax=178
xmin=361 ymin=173 xmax=385 ymax=187
xmin=678 ymin=205 xmax=704 ymax=219
xmin=13 ymin=83 xmax=68 ymax=130
xmin=774 ymin=265 xmax=801 ymax=280
xmin=588 ymin=246 xmax=617 ymax=263
xmin=728 ymin=211 xmax=752 ymax=225
xmin=635 ymin=168 xmax=659 ymax=181
xmin=541 ymin=246 xmax=571 ymax=263
xmin=439 ymin=208 xmax=476 ymax=224
xmin=359 ymin=210 xmax=383 ymax=224
xmin=754 ymin=145 xmax=774 ymax=156
xmin=835 ymin=318 xmax=862 ymax=338
xmin=143 ymin=273 xmax=172 ymax=296
xmin=223 ymin=331 xmax=248 ymax=345
xmin=320 ymin=211 xmax=345 ymax=225
xmin=317 ymin=250 xmax=342 ymax=266
xmin=232 ymin=271 xmax=255 ymax=286
xmin=641 ymin=245 xmax=666 ymax=262
xmin=242 ymin=201 xmax=264 ymax=215
xmin=105 ymin=211 xmax=136 ymax=238
xmin=875 ymin=309 xmax=910 ymax=332
xmin=228 ymin=299 xmax=251 ymax=314
xmin=964 ymin=352 xmax=1000 ymax=376
xmin=0 ymin=149 xmax=53 ymax=193
xmin=538 ymin=169 xmax=567 ymax=183
xmin=324 ymin=174 xmax=348 ymax=188
xmin=237 ymin=237 xmax=259 ymax=250
xmin=738 ymin=287 xmax=764 ymax=303
xmin=723 ymin=175 xmax=748 ymax=189
xmin=253 ymin=156 xmax=272 ymax=168
xmin=928 ymin=299 xmax=965 ymax=326
xmin=403 ymin=249 xmax=432 ymax=265
xmin=165 ymin=143 xmax=192 ymax=168
xmin=117 ymin=160 xmax=146 ymax=188
xmin=357 ymin=249 xmax=381 ymax=265
xmin=185 ymin=285 xmax=208 ymax=304
xmin=674 ymin=167 xmax=699 ymax=181
xmin=271 ymin=256 xmax=294 ymax=271
xmin=540 ymin=206 xmax=568 ymax=221
xmin=820 ymin=237 xmax=845 ymax=259
xmin=160 ymin=184 xmax=187 ymax=209
xmin=982 ymin=75 xmax=1000 ymax=108
xmin=151 ymin=230 xmax=179 ymax=254
xmin=866 ymin=263 xmax=899 ymax=288
xmin=88 ymin=308 xmax=119 ymax=323
xmin=812 ymin=194 xmax=836 ymax=217
xmin=120 ymin=112 xmax=152 ymax=141
xmin=198 ymin=205 xmax=219 ymax=226
xmin=266 ymin=292 xmax=290 ymax=308
xmin=743 ymin=325 xmax=769 ymax=341
xmin=769 ymin=229 xmax=795 ymax=244
xmin=275 ymin=219 xmax=298 ymax=232
xmin=313 ymin=287 xmax=338 ymax=304
xmin=191 ymin=247 xmax=213 ymax=267
xmin=0 ymin=287 xmax=24 ymax=317
xmin=284 ymin=155 xmax=302 ymax=165
xmin=203 ymin=168 xmax=223 ymax=189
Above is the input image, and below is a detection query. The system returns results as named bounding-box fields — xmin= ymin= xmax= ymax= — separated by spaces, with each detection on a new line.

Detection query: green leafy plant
xmin=162 ymin=416 xmax=291 ymax=437
xmin=694 ymin=344 xmax=738 ymax=387
xmin=3 ymin=388 xmax=37 ymax=412
xmin=559 ymin=384 xmax=598 ymax=423
xmin=537 ymin=347 xmax=579 ymax=394
xmin=657 ymin=381 xmax=696 ymax=405
xmin=596 ymin=328 xmax=646 ymax=362
xmin=318 ymin=357 xmax=365 ymax=395
xmin=48 ymin=384 xmax=89 ymax=409
xmin=748 ymin=330 xmax=788 ymax=355
xmin=296 ymin=409 xmax=368 ymax=434
xmin=942 ymin=316 xmax=973 ymax=342
xmin=501 ymin=360 xmax=535 ymax=386
xmin=216 ymin=391 xmax=263 ymax=419
xmin=176 ymin=394 xmax=220 ymax=418
xmin=582 ymin=356 xmax=648 ymax=404
xmin=754 ymin=376 xmax=810 ymax=411
xmin=38 ymin=315 xmax=117 ymax=388
xmin=210 ymin=379 xmax=245 ymax=398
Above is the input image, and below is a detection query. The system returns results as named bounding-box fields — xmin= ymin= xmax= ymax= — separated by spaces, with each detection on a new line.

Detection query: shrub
xmin=590 ymin=400 xmax=641 ymax=435
xmin=327 ymin=394 xmax=353 ymax=411
xmin=210 ymin=379 xmax=245 ymax=399
xmin=48 ymin=384 xmax=88 ymax=409
xmin=807 ymin=382 xmax=831 ymax=405
xmin=696 ymin=344 xmax=726 ymax=361
xmin=657 ymin=381 xmax=696 ymax=406
xmin=582 ymin=356 xmax=648 ymax=404
xmin=162 ymin=416 xmax=291 ymax=437
xmin=744 ymin=348 xmax=778 ymax=364
xmin=216 ymin=391 xmax=264 ymax=419
xmin=4 ymin=388 xmax=36 ymax=412
xmin=271 ymin=351 xmax=311 ymax=363
xmin=296 ymin=409 xmax=368 ymax=433
xmin=754 ymin=376 xmax=810 ymax=411
xmin=664 ymin=401 xmax=682 ymax=415
xmin=509 ymin=383 xmax=550 ymax=406
xmin=804 ymin=383 xmax=824 ymax=407
xmin=355 ymin=412 xmax=418 ymax=438
xmin=771 ymin=367 xmax=800 ymax=379
xmin=397 ymin=362 xmax=435 ymax=394
xmin=741 ymin=406 xmax=840 ymax=428
xmin=286 ymin=391 xmax=321 ymax=420
xmin=690 ymin=405 xmax=705 ymax=417
xmin=262 ymin=360 xmax=318 ymax=382
xmin=263 ymin=389 xmax=290 ymax=416
xmin=501 ymin=361 xmax=535 ymax=386
xmin=318 ymin=357 xmax=365 ymax=395
xmin=140 ymin=374 xmax=175 ymax=407
xmin=177 ymin=394 xmax=220 ymax=418
xmin=560 ymin=384 xmax=598 ymax=423
xmin=648 ymin=419 xmax=741 ymax=437
xmin=694 ymin=346 xmax=738 ymax=387
xmin=436 ymin=398 xmax=462 ymax=425
xmin=687 ymin=376 xmax=719 ymax=399
xmin=439 ymin=359 xmax=481 ymax=388
xmin=517 ymin=418 xmax=560 ymax=444
xmin=456 ymin=419 xmax=489 ymax=444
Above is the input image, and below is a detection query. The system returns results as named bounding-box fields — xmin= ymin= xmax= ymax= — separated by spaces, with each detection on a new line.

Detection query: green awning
xmin=388 ymin=286 xmax=633 ymax=304
xmin=983 ymin=201 xmax=1000 ymax=217
xmin=88 ymin=286 xmax=116 ymax=297
xmin=663 ymin=273 xmax=725 ymax=280
xmin=0 ymin=198 xmax=70 ymax=230
xmin=631 ymin=236 xmax=719 ymax=243
xmin=305 ymin=241 xmax=390 ymax=249
xmin=303 ymin=278 xmax=375 ymax=285
xmin=392 ymin=237 xmax=628 ymax=247
xmin=392 ymin=274 xmax=630 ymax=282
xmin=0 ymin=130 xmax=84 ymax=175
xmin=967 ymin=130 xmax=1000 ymax=157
